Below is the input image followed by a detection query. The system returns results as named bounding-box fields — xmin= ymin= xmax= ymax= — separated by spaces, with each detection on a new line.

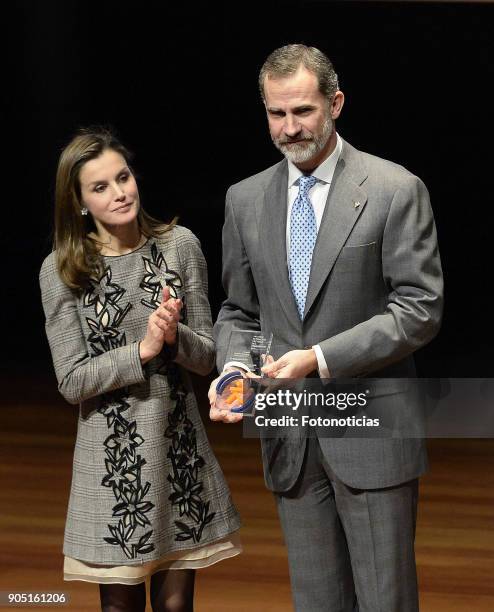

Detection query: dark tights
xmin=99 ymin=569 xmax=195 ymax=612
xmin=149 ymin=569 xmax=195 ymax=612
xmin=99 ymin=582 xmax=145 ymax=612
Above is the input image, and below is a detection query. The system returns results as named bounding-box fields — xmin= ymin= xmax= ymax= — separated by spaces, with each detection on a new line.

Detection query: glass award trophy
xmin=216 ymin=330 xmax=273 ymax=414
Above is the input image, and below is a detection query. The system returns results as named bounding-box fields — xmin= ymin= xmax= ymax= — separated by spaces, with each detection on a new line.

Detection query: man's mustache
xmin=277 ymin=137 xmax=313 ymax=145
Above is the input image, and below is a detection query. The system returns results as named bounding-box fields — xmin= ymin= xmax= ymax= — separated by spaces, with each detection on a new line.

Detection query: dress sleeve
xmin=172 ymin=228 xmax=215 ymax=376
xmin=39 ymin=255 xmax=146 ymax=405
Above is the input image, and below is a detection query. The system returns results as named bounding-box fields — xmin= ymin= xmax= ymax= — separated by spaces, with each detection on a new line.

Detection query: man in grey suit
xmin=209 ymin=44 xmax=443 ymax=611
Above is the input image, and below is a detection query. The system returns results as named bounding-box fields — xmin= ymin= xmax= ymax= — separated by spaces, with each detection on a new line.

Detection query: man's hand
xmin=208 ymin=369 xmax=245 ymax=423
xmin=261 ymin=349 xmax=318 ymax=379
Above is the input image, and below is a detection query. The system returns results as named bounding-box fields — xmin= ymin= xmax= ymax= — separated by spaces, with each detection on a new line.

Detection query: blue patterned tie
xmin=289 ymin=175 xmax=318 ymax=319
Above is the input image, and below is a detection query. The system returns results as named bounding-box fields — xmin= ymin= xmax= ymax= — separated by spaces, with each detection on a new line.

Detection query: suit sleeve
xmin=319 ymin=174 xmax=443 ymax=377
xmin=39 ymin=257 xmax=146 ymax=405
xmin=172 ymin=229 xmax=215 ymax=376
xmin=213 ymin=187 xmax=261 ymax=371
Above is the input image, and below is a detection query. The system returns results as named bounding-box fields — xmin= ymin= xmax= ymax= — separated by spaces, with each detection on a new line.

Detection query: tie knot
xmin=298 ymin=175 xmax=317 ymax=194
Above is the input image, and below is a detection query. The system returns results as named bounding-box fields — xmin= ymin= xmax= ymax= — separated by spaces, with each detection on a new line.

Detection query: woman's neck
xmin=90 ymin=222 xmax=144 ymax=256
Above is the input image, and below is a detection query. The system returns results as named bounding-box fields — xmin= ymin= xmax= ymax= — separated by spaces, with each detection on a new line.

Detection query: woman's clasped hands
xmin=139 ymin=286 xmax=182 ymax=363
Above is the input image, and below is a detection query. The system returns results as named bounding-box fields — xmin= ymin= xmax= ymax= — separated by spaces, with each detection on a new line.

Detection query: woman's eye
xmin=94 ymin=184 xmax=106 ymax=193
xmin=119 ymin=173 xmax=129 ymax=182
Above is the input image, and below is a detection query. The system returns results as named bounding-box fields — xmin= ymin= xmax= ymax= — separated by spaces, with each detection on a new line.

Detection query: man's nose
xmin=283 ymin=115 xmax=301 ymax=137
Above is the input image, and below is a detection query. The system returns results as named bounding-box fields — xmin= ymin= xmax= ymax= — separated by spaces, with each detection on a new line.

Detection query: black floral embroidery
xmin=86 ymin=317 xmax=120 ymax=346
xmin=164 ymin=366 xmax=215 ymax=543
xmin=112 ymin=483 xmax=154 ymax=529
xmin=140 ymin=242 xmax=183 ymax=308
xmin=104 ymin=522 xmax=154 ymax=558
xmin=139 ymin=243 xmax=216 ymax=543
xmin=84 ymin=267 xmax=131 ymax=327
xmin=83 ymin=267 xmax=155 ymax=560
xmin=104 ymin=420 xmax=145 ymax=464
xmin=101 ymin=455 xmax=136 ymax=496
xmin=98 ymin=390 xmax=130 ymax=428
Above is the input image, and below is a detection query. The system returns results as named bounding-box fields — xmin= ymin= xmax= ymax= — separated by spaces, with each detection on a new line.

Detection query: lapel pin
xmin=354 ymin=201 xmax=361 ymax=209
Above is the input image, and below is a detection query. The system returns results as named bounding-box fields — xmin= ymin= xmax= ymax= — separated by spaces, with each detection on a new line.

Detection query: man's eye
xmin=269 ymin=111 xmax=285 ymax=118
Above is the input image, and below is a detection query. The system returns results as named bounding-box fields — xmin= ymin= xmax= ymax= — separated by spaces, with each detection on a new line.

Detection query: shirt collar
xmin=287 ymin=132 xmax=343 ymax=188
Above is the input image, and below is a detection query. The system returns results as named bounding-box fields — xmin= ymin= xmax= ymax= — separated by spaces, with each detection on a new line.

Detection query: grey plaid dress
xmin=39 ymin=225 xmax=241 ymax=565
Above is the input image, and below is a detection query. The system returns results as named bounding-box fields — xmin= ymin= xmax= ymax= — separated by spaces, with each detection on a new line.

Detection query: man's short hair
xmin=259 ymin=44 xmax=339 ymax=102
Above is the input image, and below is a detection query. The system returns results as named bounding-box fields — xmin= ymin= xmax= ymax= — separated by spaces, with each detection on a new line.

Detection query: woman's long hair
xmin=54 ymin=127 xmax=175 ymax=290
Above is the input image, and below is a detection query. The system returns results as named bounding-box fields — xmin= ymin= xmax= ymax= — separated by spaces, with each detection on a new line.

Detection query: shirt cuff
xmin=223 ymin=361 xmax=251 ymax=373
xmin=313 ymin=344 xmax=330 ymax=378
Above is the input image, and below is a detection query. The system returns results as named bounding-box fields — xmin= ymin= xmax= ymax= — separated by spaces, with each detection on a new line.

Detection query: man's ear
xmin=331 ymin=91 xmax=345 ymax=120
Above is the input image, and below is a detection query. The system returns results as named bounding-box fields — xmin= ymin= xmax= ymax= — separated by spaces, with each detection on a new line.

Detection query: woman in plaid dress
xmin=40 ymin=128 xmax=241 ymax=611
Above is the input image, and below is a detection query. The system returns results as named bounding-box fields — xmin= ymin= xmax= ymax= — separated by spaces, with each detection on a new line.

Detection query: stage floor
xmin=1 ymin=375 xmax=493 ymax=611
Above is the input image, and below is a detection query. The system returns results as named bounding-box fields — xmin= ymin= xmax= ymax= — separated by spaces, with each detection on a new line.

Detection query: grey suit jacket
xmin=214 ymin=138 xmax=443 ymax=492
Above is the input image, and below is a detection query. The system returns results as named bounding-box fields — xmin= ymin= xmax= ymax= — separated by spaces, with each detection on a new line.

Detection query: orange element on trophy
xmin=225 ymin=379 xmax=245 ymax=406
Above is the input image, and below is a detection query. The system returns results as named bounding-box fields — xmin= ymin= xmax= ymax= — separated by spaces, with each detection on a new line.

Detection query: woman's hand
xmin=139 ymin=286 xmax=183 ymax=364
xmin=159 ymin=287 xmax=183 ymax=346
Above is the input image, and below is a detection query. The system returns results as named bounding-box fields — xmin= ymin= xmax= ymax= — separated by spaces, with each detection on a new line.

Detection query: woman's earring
xmin=81 ymin=207 xmax=88 ymax=216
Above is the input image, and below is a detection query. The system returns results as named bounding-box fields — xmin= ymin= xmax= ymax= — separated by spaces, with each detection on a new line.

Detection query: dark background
xmin=3 ymin=0 xmax=493 ymax=385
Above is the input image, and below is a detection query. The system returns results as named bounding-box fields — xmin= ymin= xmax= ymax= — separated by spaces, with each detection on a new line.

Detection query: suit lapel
xmin=304 ymin=140 xmax=369 ymax=318
xmin=258 ymin=161 xmax=301 ymax=325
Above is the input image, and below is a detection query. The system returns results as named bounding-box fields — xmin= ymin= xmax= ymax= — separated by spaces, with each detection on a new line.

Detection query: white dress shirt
xmin=286 ymin=133 xmax=343 ymax=377
xmin=223 ymin=134 xmax=343 ymax=378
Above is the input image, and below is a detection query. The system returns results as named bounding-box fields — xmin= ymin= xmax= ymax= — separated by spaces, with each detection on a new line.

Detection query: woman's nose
xmin=112 ymin=183 xmax=125 ymax=200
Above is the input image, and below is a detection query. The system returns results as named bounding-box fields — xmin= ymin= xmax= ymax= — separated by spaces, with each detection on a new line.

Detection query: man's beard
xmin=273 ymin=116 xmax=333 ymax=164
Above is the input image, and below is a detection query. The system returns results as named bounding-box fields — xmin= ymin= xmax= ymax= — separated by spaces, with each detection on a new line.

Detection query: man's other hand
xmin=261 ymin=349 xmax=317 ymax=378
xmin=208 ymin=369 xmax=245 ymax=423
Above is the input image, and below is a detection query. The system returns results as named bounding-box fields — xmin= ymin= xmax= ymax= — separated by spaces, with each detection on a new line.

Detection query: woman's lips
xmin=113 ymin=202 xmax=133 ymax=212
